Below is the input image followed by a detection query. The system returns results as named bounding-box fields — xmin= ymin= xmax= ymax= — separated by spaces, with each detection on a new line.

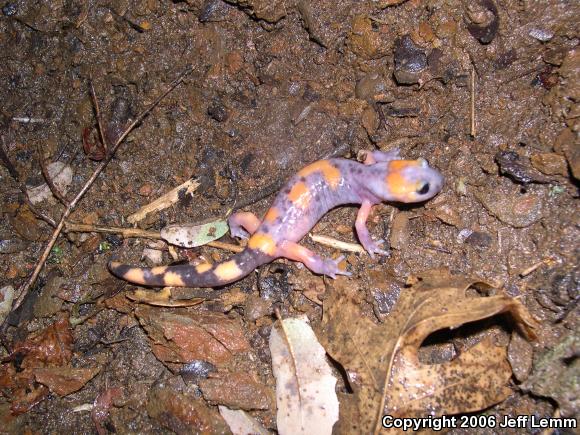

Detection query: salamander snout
xmin=381 ymin=159 xmax=444 ymax=203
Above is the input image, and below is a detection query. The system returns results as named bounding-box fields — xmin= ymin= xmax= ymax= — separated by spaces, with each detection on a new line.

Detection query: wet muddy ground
xmin=0 ymin=0 xmax=578 ymax=433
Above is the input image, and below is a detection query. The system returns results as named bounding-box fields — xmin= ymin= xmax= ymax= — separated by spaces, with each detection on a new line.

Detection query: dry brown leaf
xmin=320 ymin=270 xmax=538 ymax=434
xmin=147 ymin=387 xmax=230 ymax=434
xmin=0 ymin=316 xmax=74 ymax=414
xmin=136 ymin=306 xmax=250 ymax=366
xmin=12 ymin=316 xmax=73 ymax=368
xmin=34 ymin=366 xmax=100 ymax=396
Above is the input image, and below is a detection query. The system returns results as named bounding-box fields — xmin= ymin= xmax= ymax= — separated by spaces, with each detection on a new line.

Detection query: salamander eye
xmin=417 ymin=182 xmax=430 ymax=195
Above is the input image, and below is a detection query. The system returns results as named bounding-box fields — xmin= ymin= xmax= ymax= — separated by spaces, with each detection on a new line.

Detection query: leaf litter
xmin=319 ymin=269 xmax=538 ymax=434
xmin=0 ymin=315 xmax=99 ymax=414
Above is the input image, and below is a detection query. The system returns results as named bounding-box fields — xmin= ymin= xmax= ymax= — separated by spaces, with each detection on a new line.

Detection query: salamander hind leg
xmin=278 ymin=240 xmax=351 ymax=279
xmin=228 ymin=211 xmax=261 ymax=239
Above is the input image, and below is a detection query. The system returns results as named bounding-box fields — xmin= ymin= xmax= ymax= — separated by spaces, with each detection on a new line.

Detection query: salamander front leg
xmin=278 ymin=240 xmax=351 ymax=278
xmin=228 ymin=211 xmax=261 ymax=239
xmin=355 ymin=200 xmax=389 ymax=258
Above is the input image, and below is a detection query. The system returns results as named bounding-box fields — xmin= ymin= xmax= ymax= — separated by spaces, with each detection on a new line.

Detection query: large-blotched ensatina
xmin=109 ymin=149 xmax=443 ymax=287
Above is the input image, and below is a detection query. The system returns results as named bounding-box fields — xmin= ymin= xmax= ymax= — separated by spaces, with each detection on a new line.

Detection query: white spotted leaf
xmin=161 ymin=219 xmax=228 ymax=247
xmin=269 ymin=316 xmax=339 ymax=435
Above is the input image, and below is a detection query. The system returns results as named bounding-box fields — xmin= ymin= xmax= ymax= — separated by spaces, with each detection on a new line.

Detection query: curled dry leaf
xmin=269 ymin=316 xmax=339 ymax=435
xmin=320 ymin=270 xmax=538 ymax=434
xmin=161 ymin=219 xmax=229 ymax=248
xmin=219 ymin=406 xmax=271 ymax=435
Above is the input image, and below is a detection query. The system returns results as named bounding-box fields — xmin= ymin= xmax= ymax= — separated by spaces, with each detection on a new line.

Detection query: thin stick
xmin=64 ymin=222 xmax=243 ymax=253
xmin=89 ymin=77 xmax=108 ymax=151
xmin=309 ymin=233 xmax=365 ymax=254
xmin=10 ymin=66 xmax=193 ymax=314
xmin=470 ymin=65 xmax=476 ymax=137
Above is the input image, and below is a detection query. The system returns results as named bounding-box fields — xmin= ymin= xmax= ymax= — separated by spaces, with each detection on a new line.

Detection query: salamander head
xmin=375 ymin=158 xmax=444 ymax=203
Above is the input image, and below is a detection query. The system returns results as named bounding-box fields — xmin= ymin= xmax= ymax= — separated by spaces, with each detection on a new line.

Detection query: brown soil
xmin=0 ymin=0 xmax=578 ymax=433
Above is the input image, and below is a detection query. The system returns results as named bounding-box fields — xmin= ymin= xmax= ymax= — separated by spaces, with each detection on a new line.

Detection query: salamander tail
xmin=108 ymin=249 xmax=270 ymax=288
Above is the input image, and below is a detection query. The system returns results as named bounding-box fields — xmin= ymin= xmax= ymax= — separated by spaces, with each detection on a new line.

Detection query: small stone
xmin=361 ymin=105 xmax=379 ymax=136
xmin=393 ymin=35 xmax=427 ymax=85
xmin=495 ymin=151 xmax=548 ymax=184
xmin=348 ymin=15 xmax=382 ymax=60
xmin=2 ymin=3 xmax=17 ymax=16
xmin=225 ymin=51 xmax=243 ymax=74
xmin=465 ymin=231 xmax=493 ymax=249
xmin=530 ymin=153 xmax=568 ymax=176
xmin=436 ymin=19 xmax=457 ymax=39
xmin=138 ymin=183 xmax=153 ymax=196
xmin=207 ymin=103 xmax=228 ymax=122
xmin=529 ymin=28 xmax=554 ymax=42
xmin=476 ymin=190 xmax=544 ymax=228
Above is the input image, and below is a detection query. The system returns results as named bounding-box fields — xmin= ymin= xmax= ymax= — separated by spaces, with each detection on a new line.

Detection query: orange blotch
xmin=298 ymin=160 xmax=342 ymax=189
xmin=288 ymin=182 xmax=310 ymax=209
xmin=248 ymin=233 xmax=277 ymax=256
xmin=388 ymin=160 xmax=420 ymax=172
xmin=386 ymin=171 xmax=411 ymax=196
xmin=214 ymin=260 xmax=243 ymax=281
xmin=123 ymin=268 xmax=146 ymax=284
xmin=150 ymin=266 xmax=168 ymax=275
xmin=195 ymin=263 xmax=212 ymax=274
xmin=163 ymin=271 xmax=185 ymax=287
xmin=264 ymin=207 xmax=279 ymax=222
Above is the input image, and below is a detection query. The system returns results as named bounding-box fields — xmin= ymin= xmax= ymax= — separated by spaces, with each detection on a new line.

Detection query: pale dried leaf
xmin=269 ymin=316 xmax=339 ymax=435
xmin=219 ymin=406 xmax=271 ymax=435
xmin=161 ymin=219 xmax=228 ymax=248
xmin=27 ymin=161 xmax=73 ymax=204
xmin=127 ymin=287 xmax=204 ymax=307
xmin=127 ymin=178 xmax=199 ymax=224
xmin=0 ymin=285 xmax=15 ymax=324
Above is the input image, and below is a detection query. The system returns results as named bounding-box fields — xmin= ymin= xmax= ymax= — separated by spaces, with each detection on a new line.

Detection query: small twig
xmin=12 ymin=117 xmax=46 ymax=124
xmin=470 ymin=65 xmax=476 ymax=138
xmin=64 ymin=222 xmax=244 ymax=253
xmin=36 ymin=143 xmax=69 ymax=206
xmin=309 ymin=233 xmax=365 ymax=254
xmin=89 ymin=77 xmax=108 ymax=152
xmin=10 ymin=66 xmax=193 ymax=315
xmin=519 ymin=256 xmax=558 ymax=277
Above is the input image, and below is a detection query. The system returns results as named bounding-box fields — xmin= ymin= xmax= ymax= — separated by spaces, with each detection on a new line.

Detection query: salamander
xmin=109 ymin=148 xmax=444 ymax=287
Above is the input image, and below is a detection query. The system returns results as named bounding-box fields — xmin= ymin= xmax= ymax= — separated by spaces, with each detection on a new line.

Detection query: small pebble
xmin=529 ymin=28 xmax=554 ymax=42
